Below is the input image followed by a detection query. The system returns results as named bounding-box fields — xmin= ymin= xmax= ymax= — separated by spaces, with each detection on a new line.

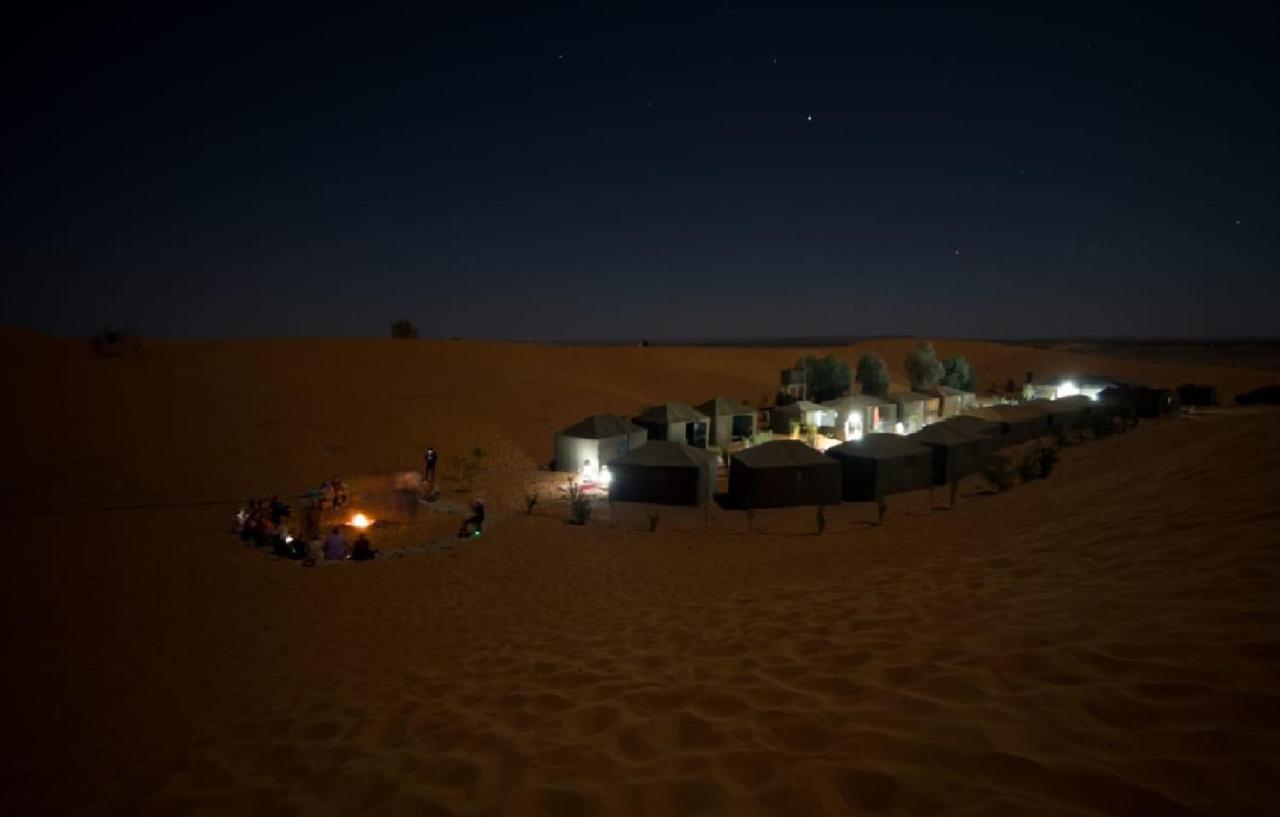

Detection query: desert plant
xmin=876 ymin=497 xmax=889 ymax=525
xmin=816 ymin=504 xmax=827 ymax=535
xmin=90 ymin=326 xmax=141 ymax=357
xmin=942 ymin=355 xmax=976 ymax=391
xmin=523 ymin=492 xmax=539 ymax=515
xmin=452 ymin=447 xmax=488 ymax=491
xmin=949 ymin=478 xmax=961 ymax=506
xmin=984 ymin=454 xmax=1014 ymax=493
xmin=570 ymin=494 xmax=592 ymax=525
xmin=646 ymin=511 xmax=661 ymax=533
xmin=855 ymin=353 xmax=891 ymax=397
xmin=1018 ymin=448 xmax=1041 ymax=483
xmin=1037 ymin=444 xmax=1060 ymax=478
xmin=904 ymin=342 xmax=945 ymax=391
xmin=796 ymin=354 xmax=852 ymax=402
xmin=390 ymin=319 xmax=418 ymax=339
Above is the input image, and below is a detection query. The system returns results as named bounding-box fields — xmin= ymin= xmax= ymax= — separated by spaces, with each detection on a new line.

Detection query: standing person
xmin=424 ymin=445 xmax=438 ymax=484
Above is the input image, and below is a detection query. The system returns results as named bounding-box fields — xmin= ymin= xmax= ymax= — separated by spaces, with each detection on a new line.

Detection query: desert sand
xmin=2 ymin=331 xmax=1279 ymax=816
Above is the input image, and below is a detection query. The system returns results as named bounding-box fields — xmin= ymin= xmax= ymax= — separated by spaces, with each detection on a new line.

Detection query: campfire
xmin=348 ymin=512 xmax=373 ymax=529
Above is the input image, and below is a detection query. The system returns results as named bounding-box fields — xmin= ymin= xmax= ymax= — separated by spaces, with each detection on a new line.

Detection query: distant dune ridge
xmin=1 ymin=332 xmax=1279 ymax=815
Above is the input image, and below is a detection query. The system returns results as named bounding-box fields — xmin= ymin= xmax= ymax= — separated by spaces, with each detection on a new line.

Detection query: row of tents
xmin=554 ymin=388 xmax=986 ymax=475
xmin=554 ymin=383 xmax=1184 ymax=508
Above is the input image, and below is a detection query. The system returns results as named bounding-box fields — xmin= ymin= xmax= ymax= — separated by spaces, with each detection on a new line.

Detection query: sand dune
xmin=2 ymin=334 xmax=1278 ymax=815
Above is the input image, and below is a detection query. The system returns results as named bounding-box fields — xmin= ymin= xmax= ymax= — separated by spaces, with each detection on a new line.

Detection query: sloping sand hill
xmin=2 ymin=334 xmax=1278 ymax=816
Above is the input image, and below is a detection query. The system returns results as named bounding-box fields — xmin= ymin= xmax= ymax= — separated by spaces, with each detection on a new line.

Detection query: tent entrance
xmin=731 ymin=415 xmax=753 ymax=440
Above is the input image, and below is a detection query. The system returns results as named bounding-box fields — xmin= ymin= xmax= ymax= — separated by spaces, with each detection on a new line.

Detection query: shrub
xmin=942 ymin=355 xmax=976 ymax=391
xmin=905 ymin=342 xmax=945 ymax=390
xmin=797 ymin=354 xmax=852 ymax=402
xmin=452 ymin=447 xmax=488 ymax=491
xmin=90 ymin=327 xmax=140 ymax=357
xmin=646 ymin=511 xmax=661 ymax=533
xmin=1018 ymin=448 xmax=1041 ymax=483
xmin=566 ymin=481 xmax=592 ymax=525
xmin=523 ymin=492 xmax=539 ymax=515
xmin=876 ymin=497 xmax=889 ymax=525
xmin=816 ymin=505 xmax=827 ymax=535
xmin=984 ymin=454 xmax=1014 ymax=493
xmin=855 ymin=353 xmax=891 ymax=397
xmin=1037 ymin=444 xmax=1059 ymax=478
xmin=390 ymin=319 xmax=419 ymax=339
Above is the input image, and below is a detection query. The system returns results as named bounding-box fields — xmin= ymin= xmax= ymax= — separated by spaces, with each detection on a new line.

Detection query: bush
xmin=1018 ymin=449 xmax=1041 ymax=483
xmin=1037 ymin=444 xmax=1059 ymax=478
xmin=566 ymin=481 xmax=592 ymax=525
xmin=452 ymin=447 xmax=488 ymax=491
xmin=523 ymin=492 xmax=539 ymax=515
xmin=390 ymin=319 xmax=419 ymax=339
xmin=984 ymin=454 xmax=1014 ymax=493
xmin=797 ymin=354 xmax=852 ymax=402
xmin=646 ymin=511 xmax=661 ymax=532
xmin=942 ymin=355 xmax=976 ymax=391
xmin=1235 ymin=385 xmax=1280 ymax=406
xmin=855 ymin=353 xmax=891 ymax=397
xmin=905 ymin=342 xmax=945 ymax=391
xmin=90 ymin=327 xmax=140 ymax=357
xmin=816 ymin=505 xmax=827 ymax=535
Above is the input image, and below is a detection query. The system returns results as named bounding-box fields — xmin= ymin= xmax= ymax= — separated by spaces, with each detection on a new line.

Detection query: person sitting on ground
xmin=323 ymin=526 xmax=349 ymax=560
xmin=458 ymin=498 xmax=485 ymax=538
xmin=350 ymin=534 xmax=376 ymax=561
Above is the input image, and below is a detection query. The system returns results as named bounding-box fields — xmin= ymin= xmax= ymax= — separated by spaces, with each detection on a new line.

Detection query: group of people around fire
xmin=231 ymin=444 xmax=486 ymax=563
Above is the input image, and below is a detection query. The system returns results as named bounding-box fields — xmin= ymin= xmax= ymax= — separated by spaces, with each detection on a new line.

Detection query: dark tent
xmin=1177 ymin=383 xmax=1219 ymax=407
xmin=728 ymin=440 xmax=842 ymax=508
xmin=608 ymin=441 xmax=719 ymax=506
xmin=1041 ymin=396 xmax=1095 ymax=433
xmin=1235 ymin=385 xmax=1280 ymax=406
xmin=826 ymin=434 xmax=933 ymax=501
xmin=967 ymin=404 xmax=1052 ymax=444
xmin=632 ymin=402 xmax=710 ymax=448
xmin=554 ymin=415 xmax=648 ymax=474
xmin=696 ymin=396 xmax=757 ymax=448
xmin=1098 ymin=386 xmax=1179 ymax=419
xmin=909 ymin=419 xmax=999 ymax=486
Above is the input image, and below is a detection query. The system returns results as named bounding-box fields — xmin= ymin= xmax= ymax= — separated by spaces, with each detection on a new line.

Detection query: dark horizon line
xmin=6 ymin=325 xmax=1280 ymax=348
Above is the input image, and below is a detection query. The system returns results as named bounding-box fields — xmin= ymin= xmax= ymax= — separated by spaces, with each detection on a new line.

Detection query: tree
xmin=904 ymin=342 xmax=945 ymax=390
xmin=942 ymin=355 xmax=977 ymax=391
xmin=797 ymin=354 xmax=851 ymax=402
xmin=390 ymin=319 xmax=419 ymax=339
xmin=854 ymin=353 xmax=891 ymax=396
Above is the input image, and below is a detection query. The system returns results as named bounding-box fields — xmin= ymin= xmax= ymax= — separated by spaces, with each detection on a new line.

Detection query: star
xmin=954 ymin=250 xmax=961 ymax=256
xmin=806 ymin=115 xmax=813 ymax=122
xmin=1235 ymin=219 xmax=1242 ymax=226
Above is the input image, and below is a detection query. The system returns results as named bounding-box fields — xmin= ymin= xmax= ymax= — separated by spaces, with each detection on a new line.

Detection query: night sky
xmin=3 ymin=3 xmax=1277 ymax=340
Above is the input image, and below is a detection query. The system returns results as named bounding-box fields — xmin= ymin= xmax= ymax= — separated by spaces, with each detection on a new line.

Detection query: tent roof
xmin=696 ymin=396 xmax=755 ymax=417
xmin=633 ymin=402 xmax=708 ymax=424
xmin=610 ymin=440 xmax=718 ymax=468
xmin=733 ymin=440 xmax=836 ymax=468
xmin=827 ymin=434 xmax=932 ymax=460
xmin=776 ymin=400 xmax=833 ymax=414
xmin=910 ymin=422 xmax=980 ymax=447
xmin=889 ymin=390 xmax=935 ymax=403
xmin=558 ymin=414 xmax=643 ymax=439
xmin=931 ymin=386 xmax=971 ymax=396
xmin=936 ymin=415 xmax=1002 ymax=437
xmin=824 ymin=395 xmax=893 ymax=409
xmin=971 ymin=403 xmax=1048 ymax=421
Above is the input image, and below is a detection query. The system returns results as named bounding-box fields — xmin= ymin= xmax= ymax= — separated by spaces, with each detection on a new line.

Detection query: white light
xmin=598 ymin=466 xmax=613 ymax=487
xmin=349 ymin=513 xmax=372 ymax=529
xmin=1057 ymin=380 xmax=1080 ymax=399
xmin=284 ymin=535 xmax=293 ymax=543
xmin=895 ymin=422 xmax=905 ymax=435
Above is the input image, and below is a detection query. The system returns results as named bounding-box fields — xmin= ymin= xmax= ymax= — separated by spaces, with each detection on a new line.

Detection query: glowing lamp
xmin=1057 ymin=380 xmax=1079 ymax=399
xmin=894 ymin=422 xmax=905 ymax=435
xmin=598 ymin=466 xmax=613 ymax=487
